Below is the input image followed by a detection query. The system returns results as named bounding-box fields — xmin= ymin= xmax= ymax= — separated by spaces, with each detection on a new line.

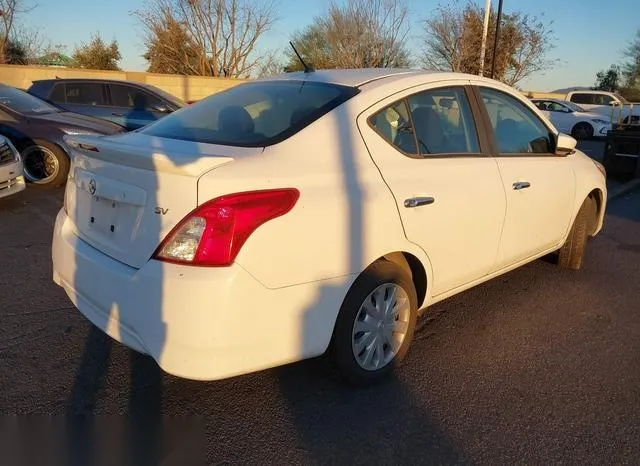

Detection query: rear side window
xmin=370 ymin=99 xmax=417 ymax=155
xmin=140 ymin=81 xmax=359 ymax=147
xmin=570 ymin=93 xmax=594 ymax=105
xmin=65 ymin=83 xmax=106 ymax=106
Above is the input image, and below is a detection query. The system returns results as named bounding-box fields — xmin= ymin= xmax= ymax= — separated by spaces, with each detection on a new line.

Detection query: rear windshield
xmin=0 ymin=86 xmax=60 ymax=114
xmin=139 ymin=80 xmax=359 ymax=146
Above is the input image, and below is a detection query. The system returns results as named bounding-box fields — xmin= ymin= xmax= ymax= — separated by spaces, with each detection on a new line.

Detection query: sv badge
xmin=154 ymin=207 xmax=169 ymax=215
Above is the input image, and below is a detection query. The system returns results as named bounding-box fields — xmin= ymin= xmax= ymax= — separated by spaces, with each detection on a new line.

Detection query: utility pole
xmin=490 ymin=0 xmax=504 ymax=80
xmin=478 ymin=0 xmax=491 ymax=76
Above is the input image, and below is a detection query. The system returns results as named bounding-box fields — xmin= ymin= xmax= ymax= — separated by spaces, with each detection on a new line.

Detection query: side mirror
xmin=152 ymin=104 xmax=172 ymax=114
xmin=555 ymin=132 xmax=577 ymax=155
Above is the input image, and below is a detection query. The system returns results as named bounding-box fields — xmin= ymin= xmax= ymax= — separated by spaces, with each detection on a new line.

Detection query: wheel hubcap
xmin=351 ymin=283 xmax=410 ymax=371
xmin=22 ymin=146 xmax=59 ymax=183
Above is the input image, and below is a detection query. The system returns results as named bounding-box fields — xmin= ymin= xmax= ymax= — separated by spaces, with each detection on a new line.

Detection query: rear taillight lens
xmin=153 ymin=189 xmax=300 ymax=266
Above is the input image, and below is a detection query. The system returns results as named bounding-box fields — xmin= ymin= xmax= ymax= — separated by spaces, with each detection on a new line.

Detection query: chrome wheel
xmin=351 ymin=283 xmax=410 ymax=371
xmin=22 ymin=145 xmax=60 ymax=184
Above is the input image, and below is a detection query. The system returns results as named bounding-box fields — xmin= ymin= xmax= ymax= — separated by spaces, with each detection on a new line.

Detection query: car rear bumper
xmin=52 ymin=209 xmax=348 ymax=381
xmin=0 ymin=161 xmax=25 ymax=199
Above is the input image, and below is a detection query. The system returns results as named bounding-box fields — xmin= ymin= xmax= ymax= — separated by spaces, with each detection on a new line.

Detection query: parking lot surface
xmin=1 ymin=173 xmax=639 ymax=464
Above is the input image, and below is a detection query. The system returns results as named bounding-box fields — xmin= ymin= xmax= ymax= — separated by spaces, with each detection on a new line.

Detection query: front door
xmin=359 ymin=83 xmax=507 ymax=296
xmin=474 ymin=85 xmax=575 ymax=266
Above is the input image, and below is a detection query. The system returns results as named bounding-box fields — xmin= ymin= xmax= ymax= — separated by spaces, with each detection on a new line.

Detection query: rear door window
xmin=140 ymin=81 xmax=359 ymax=147
xmin=64 ymin=83 xmax=107 ymax=106
xmin=569 ymin=93 xmax=594 ymax=105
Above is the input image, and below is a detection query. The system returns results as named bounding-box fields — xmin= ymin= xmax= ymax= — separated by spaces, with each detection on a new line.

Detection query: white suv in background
xmin=0 ymin=136 xmax=25 ymax=200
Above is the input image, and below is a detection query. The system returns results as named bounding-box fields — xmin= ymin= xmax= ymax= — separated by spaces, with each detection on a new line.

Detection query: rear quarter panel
xmin=196 ymin=102 xmax=434 ymax=295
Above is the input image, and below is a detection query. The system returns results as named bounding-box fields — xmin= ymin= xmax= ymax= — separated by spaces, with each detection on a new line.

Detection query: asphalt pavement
xmin=1 ymin=179 xmax=639 ymax=465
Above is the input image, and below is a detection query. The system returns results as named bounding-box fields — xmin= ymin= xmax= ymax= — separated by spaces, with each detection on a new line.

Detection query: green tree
xmin=72 ymin=33 xmax=121 ymax=70
xmin=285 ymin=0 xmax=411 ymax=71
xmin=594 ymin=64 xmax=621 ymax=92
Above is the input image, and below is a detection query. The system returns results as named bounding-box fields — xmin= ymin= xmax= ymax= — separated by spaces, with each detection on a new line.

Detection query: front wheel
xmin=21 ymin=140 xmax=70 ymax=188
xmin=557 ymin=197 xmax=597 ymax=270
xmin=331 ymin=260 xmax=418 ymax=386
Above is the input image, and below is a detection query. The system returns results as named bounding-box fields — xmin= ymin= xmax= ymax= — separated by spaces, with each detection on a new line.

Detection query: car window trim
xmin=366 ymin=84 xmax=492 ymax=159
xmin=470 ymin=85 xmax=562 ymax=158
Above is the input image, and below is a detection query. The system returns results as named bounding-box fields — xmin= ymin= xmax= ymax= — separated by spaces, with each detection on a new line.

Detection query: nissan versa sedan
xmin=52 ymin=69 xmax=607 ymax=386
xmin=0 ymin=85 xmax=124 ymax=187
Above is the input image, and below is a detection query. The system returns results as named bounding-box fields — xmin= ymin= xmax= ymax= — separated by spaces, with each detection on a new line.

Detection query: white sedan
xmin=0 ymin=136 xmax=25 ymax=199
xmin=52 ymin=69 xmax=607 ymax=386
xmin=531 ymin=98 xmax=612 ymax=139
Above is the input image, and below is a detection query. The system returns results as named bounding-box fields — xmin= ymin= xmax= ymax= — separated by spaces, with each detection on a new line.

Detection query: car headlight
xmin=0 ymin=136 xmax=21 ymax=162
xmin=60 ymin=128 xmax=101 ymax=136
xmin=592 ymin=159 xmax=606 ymax=177
xmin=591 ymin=119 xmax=610 ymax=125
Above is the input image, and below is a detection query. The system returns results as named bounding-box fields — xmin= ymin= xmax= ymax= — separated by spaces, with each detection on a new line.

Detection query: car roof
xmin=32 ymin=78 xmax=158 ymax=90
xmin=260 ymin=68 xmax=433 ymax=87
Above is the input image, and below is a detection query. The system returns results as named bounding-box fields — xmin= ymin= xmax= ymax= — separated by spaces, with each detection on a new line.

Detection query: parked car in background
xmin=0 ymin=136 xmax=26 ymax=199
xmin=27 ymin=79 xmax=186 ymax=131
xmin=0 ymin=85 xmax=124 ymax=187
xmin=532 ymin=89 xmax=640 ymax=123
xmin=52 ymin=69 xmax=607 ymax=386
xmin=531 ymin=98 xmax=612 ymax=139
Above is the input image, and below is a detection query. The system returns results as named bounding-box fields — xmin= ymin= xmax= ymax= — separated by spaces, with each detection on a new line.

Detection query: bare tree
xmin=0 ymin=0 xmax=36 ymax=63
xmin=134 ymin=0 xmax=278 ymax=77
xmin=421 ymin=1 xmax=556 ymax=86
xmin=286 ymin=0 xmax=411 ymax=71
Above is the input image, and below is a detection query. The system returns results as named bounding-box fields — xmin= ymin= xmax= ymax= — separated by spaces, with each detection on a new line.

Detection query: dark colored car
xmin=0 ymin=84 xmax=125 ymax=187
xmin=27 ymin=78 xmax=185 ymax=131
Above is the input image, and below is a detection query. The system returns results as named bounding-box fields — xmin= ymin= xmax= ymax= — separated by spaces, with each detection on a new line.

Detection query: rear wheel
xmin=20 ymin=140 xmax=69 ymax=188
xmin=557 ymin=197 xmax=597 ymax=270
xmin=571 ymin=122 xmax=594 ymax=140
xmin=331 ymin=260 xmax=418 ymax=386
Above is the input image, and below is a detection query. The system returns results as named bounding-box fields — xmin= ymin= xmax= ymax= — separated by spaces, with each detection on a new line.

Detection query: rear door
xmin=472 ymin=84 xmax=575 ymax=267
xmin=359 ymin=82 xmax=507 ymax=296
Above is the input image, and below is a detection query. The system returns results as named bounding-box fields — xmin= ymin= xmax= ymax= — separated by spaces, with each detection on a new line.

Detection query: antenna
xmin=289 ymin=41 xmax=314 ymax=73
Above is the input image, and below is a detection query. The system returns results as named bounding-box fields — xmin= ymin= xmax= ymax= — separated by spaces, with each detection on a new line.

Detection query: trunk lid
xmin=65 ymin=132 xmax=262 ymax=269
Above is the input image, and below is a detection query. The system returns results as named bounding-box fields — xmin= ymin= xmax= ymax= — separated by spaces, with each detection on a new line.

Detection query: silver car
xmin=0 ymin=136 xmax=25 ymax=199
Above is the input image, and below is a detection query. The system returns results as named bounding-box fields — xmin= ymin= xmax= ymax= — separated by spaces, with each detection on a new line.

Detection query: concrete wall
xmin=0 ymin=64 xmax=246 ymax=102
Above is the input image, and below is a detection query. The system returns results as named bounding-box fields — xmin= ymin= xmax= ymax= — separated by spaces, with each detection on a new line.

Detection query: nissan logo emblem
xmin=89 ymin=179 xmax=96 ymax=195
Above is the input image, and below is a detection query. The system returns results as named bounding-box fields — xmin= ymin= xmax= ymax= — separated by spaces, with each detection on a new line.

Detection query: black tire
xmin=19 ymin=140 xmax=70 ymax=188
xmin=331 ymin=260 xmax=418 ymax=386
xmin=571 ymin=122 xmax=594 ymax=140
xmin=557 ymin=197 xmax=597 ymax=270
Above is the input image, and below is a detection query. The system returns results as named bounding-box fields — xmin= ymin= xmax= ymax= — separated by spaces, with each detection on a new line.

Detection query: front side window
xmin=140 ymin=81 xmax=358 ymax=147
xmin=110 ymin=85 xmax=164 ymax=111
xmin=480 ymin=88 xmax=552 ymax=154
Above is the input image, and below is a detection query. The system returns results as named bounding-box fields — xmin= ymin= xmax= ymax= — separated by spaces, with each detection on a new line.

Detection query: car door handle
xmin=404 ymin=197 xmax=435 ymax=208
xmin=512 ymin=181 xmax=531 ymax=190
xmin=112 ymin=112 xmax=125 ymax=117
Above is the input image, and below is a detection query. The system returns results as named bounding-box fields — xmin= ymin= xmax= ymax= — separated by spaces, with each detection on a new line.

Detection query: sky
xmin=23 ymin=0 xmax=640 ymax=91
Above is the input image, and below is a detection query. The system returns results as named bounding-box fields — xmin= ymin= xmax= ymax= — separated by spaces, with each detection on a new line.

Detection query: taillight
xmin=153 ymin=189 xmax=300 ymax=266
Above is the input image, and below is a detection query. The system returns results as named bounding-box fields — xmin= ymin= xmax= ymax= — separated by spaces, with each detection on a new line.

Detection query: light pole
xmin=490 ymin=0 xmax=504 ymax=80
xmin=478 ymin=0 xmax=491 ymax=76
